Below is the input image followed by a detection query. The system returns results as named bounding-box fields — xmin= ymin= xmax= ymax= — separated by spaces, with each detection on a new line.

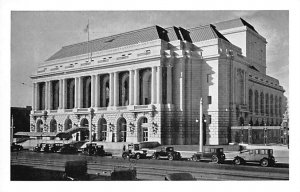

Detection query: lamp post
xmin=199 ymin=98 xmax=203 ymax=153
xmin=89 ymin=108 xmax=94 ymax=143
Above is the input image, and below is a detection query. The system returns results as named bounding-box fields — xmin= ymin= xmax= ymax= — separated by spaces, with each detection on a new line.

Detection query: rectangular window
xmin=208 ymin=96 xmax=212 ymax=104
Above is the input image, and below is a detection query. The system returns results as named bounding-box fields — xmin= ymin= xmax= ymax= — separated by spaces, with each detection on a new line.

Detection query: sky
xmin=10 ymin=10 xmax=289 ymax=107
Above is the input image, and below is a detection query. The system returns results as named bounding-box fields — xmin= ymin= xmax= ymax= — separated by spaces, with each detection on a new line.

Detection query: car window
xmin=249 ymin=150 xmax=253 ymax=154
xmin=255 ymin=150 xmax=259 ymax=154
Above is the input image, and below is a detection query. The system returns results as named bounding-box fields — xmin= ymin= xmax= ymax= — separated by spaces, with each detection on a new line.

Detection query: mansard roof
xmin=46 ymin=25 xmax=169 ymax=61
xmin=214 ymin=17 xmax=258 ymax=34
xmin=187 ymin=24 xmax=230 ymax=43
xmin=46 ymin=22 xmax=233 ymax=62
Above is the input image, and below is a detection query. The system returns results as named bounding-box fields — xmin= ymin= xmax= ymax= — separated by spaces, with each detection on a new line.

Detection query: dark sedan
xmin=58 ymin=144 xmax=78 ymax=154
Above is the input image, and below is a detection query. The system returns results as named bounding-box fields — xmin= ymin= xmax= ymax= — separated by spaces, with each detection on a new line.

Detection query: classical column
xmin=114 ymin=72 xmax=119 ymax=106
xmin=95 ymin=74 xmax=100 ymax=107
xmin=78 ymin=77 xmax=82 ymax=108
xmin=32 ymin=83 xmax=37 ymax=110
xmin=48 ymin=81 xmax=52 ymax=110
xmin=167 ymin=65 xmax=173 ymax=104
xmin=58 ymin=79 xmax=63 ymax=109
xmin=134 ymin=69 xmax=140 ymax=105
xmin=36 ymin=83 xmax=40 ymax=110
xmin=74 ymin=78 xmax=78 ymax=108
xmin=109 ymin=73 xmax=114 ymax=106
xmin=62 ymin=78 xmax=67 ymax=109
xmin=156 ymin=66 xmax=162 ymax=104
xmin=129 ymin=70 xmax=134 ymax=105
xmin=91 ymin=75 xmax=95 ymax=107
xmin=44 ymin=82 xmax=48 ymax=110
xmin=151 ymin=66 xmax=157 ymax=104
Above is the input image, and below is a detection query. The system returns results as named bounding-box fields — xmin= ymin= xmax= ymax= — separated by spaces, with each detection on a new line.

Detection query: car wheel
xmin=234 ymin=157 xmax=242 ymax=165
xmin=136 ymin=153 xmax=140 ymax=160
xmin=191 ymin=156 xmax=197 ymax=162
xmin=122 ymin=153 xmax=129 ymax=159
xmin=152 ymin=154 xmax=157 ymax=159
xmin=156 ymin=155 xmax=160 ymax=160
xmin=211 ymin=155 xmax=219 ymax=163
xmin=260 ymin=159 xmax=269 ymax=167
xmin=168 ymin=154 xmax=174 ymax=161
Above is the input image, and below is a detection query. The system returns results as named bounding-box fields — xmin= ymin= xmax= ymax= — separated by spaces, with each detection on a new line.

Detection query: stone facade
xmin=30 ymin=18 xmax=285 ymax=145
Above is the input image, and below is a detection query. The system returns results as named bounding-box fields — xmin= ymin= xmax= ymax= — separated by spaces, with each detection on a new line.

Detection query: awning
xmin=56 ymin=127 xmax=88 ymax=138
xmin=14 ymin=132 xmax=58 ymax=137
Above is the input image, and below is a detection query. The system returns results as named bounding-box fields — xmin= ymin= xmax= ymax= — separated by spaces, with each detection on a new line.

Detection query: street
xmin=11 ymin=150 xmax=289 ymax=180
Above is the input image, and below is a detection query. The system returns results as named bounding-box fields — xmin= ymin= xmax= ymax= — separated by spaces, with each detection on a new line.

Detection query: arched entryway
xmin=97 ymin=118 xmax=107 ymax=141
xmin=64 ymin=118 xmax=72 ymax=131
xmin=36 ymin=119 xmax=43 ymax=132
xmin=137 ymin=117 xmax=149 ymax=142
xmin=80 ymin=118 xmax=89 ymax=127
xmin=50 ymin=119 xmax=57 ymax=132
xmin=117 ymin=118 xmax=127 ymax=142
xmin=80 ymin=118 xmax=89 ymax=141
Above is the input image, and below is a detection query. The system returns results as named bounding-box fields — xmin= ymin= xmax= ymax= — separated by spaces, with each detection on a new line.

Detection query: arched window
xmin=260 ymin=92 xmax=264 ymax=115
xmin=64 ymin=118 xmax=72 ymax=131
xmin=97 ymin=118 xmax=107 ymax=141
xmin=265 ymin=93 xmax=269 ymax=115
xmin=50 ymin=119 xmax=57 ymax=132
xmin=254 ymin=90 xmax=259 ymax=114
xmin=36 ymin=119 xmax=43 ymax=132
xmin=117 ymin=118 xmax=127 ymax=142
xmin=249 ymin=89 xmax=253 ymax=112
xmin=270 ymin=94 xmax=274 ymax=116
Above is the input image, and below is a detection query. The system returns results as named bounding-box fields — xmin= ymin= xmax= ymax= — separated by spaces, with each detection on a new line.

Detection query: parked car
xmin=233 ymin=149 xmax=275 ymax=167
xmin=82 ymin=143 xmax=112 ymax=156
xmin=191 ymin=148 xmax=225 ymax=164
xmin=40 ymin=143 xmax=50 ymax=152
xmin=165 ymin=173 xmax=196 ymax=181
xmin=11 ymin=143 xmax=23 ymax=152
xmin=49 ymin=143 xmax=64 ymax=153
xmin=152 ymin=147 xmax=181 ymax=160
xmin=58 ymin=144 xmax=78 ymax=154
xmin=122 ymin=143 xmax=147 ymax=159
xmin=33 ymin=143 xmax=45 ymax=152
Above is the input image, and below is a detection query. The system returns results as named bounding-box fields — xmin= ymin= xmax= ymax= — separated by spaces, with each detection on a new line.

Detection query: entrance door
xmin=142 ymin=127 xmax=148 ymax=142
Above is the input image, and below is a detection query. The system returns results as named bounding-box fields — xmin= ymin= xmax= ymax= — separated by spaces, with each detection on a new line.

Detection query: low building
xmin=30 ymin=18 xmax=285 ymax=145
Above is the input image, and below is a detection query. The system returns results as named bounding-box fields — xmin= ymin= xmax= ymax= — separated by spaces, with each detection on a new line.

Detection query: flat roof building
xmin=30 ymin=18 xmax=285 ymax=145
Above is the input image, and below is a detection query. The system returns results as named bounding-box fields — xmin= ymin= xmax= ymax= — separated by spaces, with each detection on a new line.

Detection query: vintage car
xmin=11 ymin=143 xmax=23 ymax=152
xmin=152 ymin=147 xmax=181 ymax=160
xmin=49 ymin=143 xmax=64 ymax=153
xmin=58 ymin=144 xmax=78 ymax=154
xmin=165 ymin=173 xmax=196 ymax=181
xmin=122 ymin=143 xmax=147 ymax=160
xmin=82 ymin=143 xmax=112 ymax=156
xmin=191 ymin=148 xmax=225 ymax=164
xmin=33 ymin=143 xmax=45 ymax=152
xmin=40 ymin=143 xmax=50 ymax=152
xmin=233 ymin=149 xmax=276 ymax=167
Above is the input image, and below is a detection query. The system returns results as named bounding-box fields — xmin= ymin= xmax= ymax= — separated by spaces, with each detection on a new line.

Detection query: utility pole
xmin=199 ymin=98 xmax=203 ymax=152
